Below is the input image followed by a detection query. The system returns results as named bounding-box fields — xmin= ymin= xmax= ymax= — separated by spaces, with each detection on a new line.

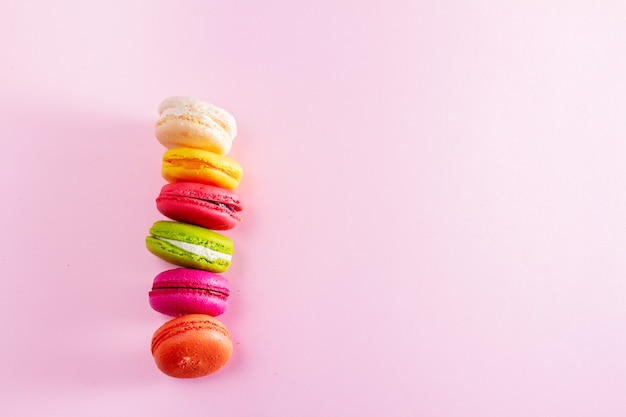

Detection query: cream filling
xmin=155 ymin=237 xmax=232 ymax=263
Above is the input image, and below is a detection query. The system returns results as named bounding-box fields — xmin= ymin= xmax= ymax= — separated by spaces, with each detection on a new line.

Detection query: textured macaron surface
xmin=155 ymin=96 xmax=237 ymax=155
xmin=150 ymin=268 xmax=230 ymax=316
xmin=151 ymin=314 xmax=233 ymax=378
xmin=146 ymin=220 xmax=234 ymax=273
xmin=157 ymin=182 xmax=242 ymax=230
xmin=162 ymin=148 xmax=243 ymax=190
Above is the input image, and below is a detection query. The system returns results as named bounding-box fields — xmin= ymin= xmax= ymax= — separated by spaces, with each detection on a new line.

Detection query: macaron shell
xmin=146 ymin=236 xmax=232 ymax=273
xmin=151 ymin=314 xmax=233 ymax=378
xmin=149 ymin=268 xmax=230 ymax=317
xmin=157 ymin=182 xmax=242 ymax=230
xmin=162 ymin=147 xmax=243 ymax=190
xmin=146 ymin=221 xmax=234 ymax=273
xmin=150 ymin=287 xmax=228 ymax=316
xmin=155 ymin=97 xmax=236 ymax=155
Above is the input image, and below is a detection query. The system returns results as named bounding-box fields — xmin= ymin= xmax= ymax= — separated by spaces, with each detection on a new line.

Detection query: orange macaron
xmin=151 ymin=314 xmax=233 ymax=378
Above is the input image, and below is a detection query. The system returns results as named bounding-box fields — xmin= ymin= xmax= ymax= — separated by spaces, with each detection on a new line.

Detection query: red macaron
xmin=156 ymin=182 xmax=242 ymax=230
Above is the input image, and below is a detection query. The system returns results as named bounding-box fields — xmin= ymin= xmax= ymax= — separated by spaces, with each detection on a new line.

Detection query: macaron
xmin=157 ymin=182 xmax=242 ymax=230
xmin=151 ymin=314 xmax=233 ymax=378
xmin=149 ymin=268 xmax=230 ymax=317
xmin=162 ymin=147 xmax=243 ymax=190
xmin=146 ymin=220 xmax=234 ymax=273
xmin=156 ymin=96 xmax=237 ymax=155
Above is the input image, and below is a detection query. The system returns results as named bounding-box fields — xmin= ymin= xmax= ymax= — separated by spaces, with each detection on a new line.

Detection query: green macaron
xmin=146 ymin=220 xmax=234 ymax=273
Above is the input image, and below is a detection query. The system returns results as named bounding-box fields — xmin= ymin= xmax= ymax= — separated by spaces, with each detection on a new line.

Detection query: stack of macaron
xmin=146 ymin=96 xmax=243 ymax=378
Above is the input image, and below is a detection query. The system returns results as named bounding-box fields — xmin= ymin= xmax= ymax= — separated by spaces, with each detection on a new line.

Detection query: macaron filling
xmin=164 ymin=153 xmax=242 ymax=181
xmin=178 ymin=195 xmax=238 ymax=213
xmin=153 ymin=237 xmax=232 ymax=263
xmin=204 ymin=199 xmax=238 ymax=213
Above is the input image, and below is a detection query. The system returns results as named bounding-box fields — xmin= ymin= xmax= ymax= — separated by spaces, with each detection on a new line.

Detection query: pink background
xmin=2 ymin=1 xmax=626 ymax=415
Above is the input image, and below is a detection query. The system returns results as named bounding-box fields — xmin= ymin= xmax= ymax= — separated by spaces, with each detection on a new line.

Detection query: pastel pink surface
xmin=156 ymin=182 xmax=242 ymax=230
xmin=3 ymin=1 xmax=626 ymax=416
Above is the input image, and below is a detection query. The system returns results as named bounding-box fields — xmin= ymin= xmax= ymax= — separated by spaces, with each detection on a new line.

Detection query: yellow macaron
xmin=162 ymin=148 xmax=243 ymax=190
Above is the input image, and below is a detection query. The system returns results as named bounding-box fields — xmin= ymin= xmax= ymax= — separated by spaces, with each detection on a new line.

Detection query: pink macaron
xmin=156 ymin=182 xmax=242 ymax=230
xmin=149 ymin=268 xmax=230 ymax=317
